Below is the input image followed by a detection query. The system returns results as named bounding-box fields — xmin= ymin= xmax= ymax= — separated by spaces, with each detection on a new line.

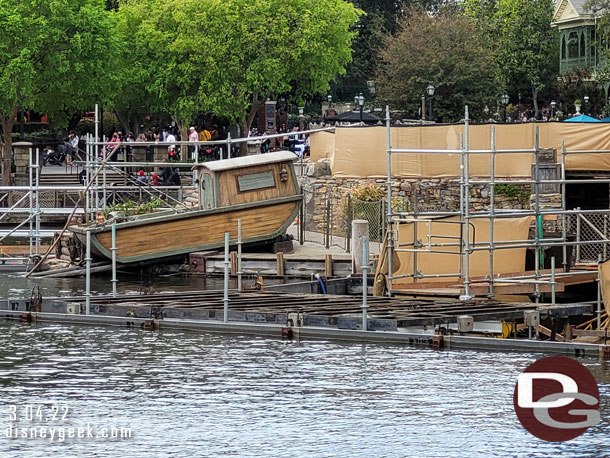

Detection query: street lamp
xmin=298 ymin=106 xmax=304 ymax=130
xmin=550 ymin=101 xmax=556 ymax=120
xmin=426 ymin=84 xmax=435 ymax=121
xmin=355 ymin=92 xmax=365 ymax=124
xmin=327 ymin=94 xmax=332 ymax=106
xmin=501 ymin=92 xmax=509 ymax=123
xmin=584 ymin=95 xmax=590 ymax=115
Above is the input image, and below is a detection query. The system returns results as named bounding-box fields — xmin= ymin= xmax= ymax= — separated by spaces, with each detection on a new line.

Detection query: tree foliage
xmin=495 ymin=0 xmax=557 ymax=117
xmin=376 ymin=10 xmax=498 ymax=121
xmin=464 ymin=0 xmax=557 ymax=117
xmin=0 ymin=0 xmax=119 ymax=184
xmin=335 ymin=0 xmax=450 ymax=98
xmin=115 ymin=0 xmax=361 ymax=140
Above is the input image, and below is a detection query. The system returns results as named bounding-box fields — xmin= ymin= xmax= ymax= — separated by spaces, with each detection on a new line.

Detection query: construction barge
xmin=2 ymin=288 xmax=609 ymax=357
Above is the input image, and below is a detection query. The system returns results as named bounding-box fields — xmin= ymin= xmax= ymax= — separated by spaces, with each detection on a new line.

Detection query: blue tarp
xmin=564 ymin=114 xmax=602 ymax=122
xmin=600 ymin=117 xmax=610 ymax=123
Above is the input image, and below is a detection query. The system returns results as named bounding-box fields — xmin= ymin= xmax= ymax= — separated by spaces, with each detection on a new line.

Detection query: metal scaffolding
xmin=384 ymin=105 xmax=610 ymax=306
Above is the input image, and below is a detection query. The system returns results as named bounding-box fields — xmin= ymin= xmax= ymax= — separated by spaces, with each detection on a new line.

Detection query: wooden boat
xmin=70 ymin=151 xmax=301 ymax=263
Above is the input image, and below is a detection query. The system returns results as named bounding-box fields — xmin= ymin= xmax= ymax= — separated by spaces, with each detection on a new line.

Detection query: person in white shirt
xmin=166 ymin=130 xmax=177 ymax=160
xmin=67 ymin=131 xmax=79 ymax=165
xmin=188 ymin=127 xmax=198 ymax=160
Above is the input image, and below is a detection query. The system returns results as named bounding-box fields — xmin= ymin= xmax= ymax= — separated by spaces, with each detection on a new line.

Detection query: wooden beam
xmin=535 ymin=325 xmax=565 ymax=342
xmin=230 ymin=251 xmax=238 ymax=275
xmin=325 ymin=254 xmax=332 ymax=278
xmin=276 ymin=252 xmax=284 ymax=276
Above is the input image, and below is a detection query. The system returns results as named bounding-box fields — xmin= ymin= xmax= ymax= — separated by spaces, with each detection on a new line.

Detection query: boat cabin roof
xmin=193 ymin=150 xmax=297 ymax=173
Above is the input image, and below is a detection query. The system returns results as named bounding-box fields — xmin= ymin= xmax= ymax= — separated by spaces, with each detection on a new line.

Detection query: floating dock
xmin=2 ymin=289 xmax=608 ymax=358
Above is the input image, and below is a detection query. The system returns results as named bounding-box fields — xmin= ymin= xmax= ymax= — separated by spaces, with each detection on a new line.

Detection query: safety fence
xmin=571 ymin=211 xmax=610 ymax=263
xmin=286 ymin=188 xmax=389 ymax=254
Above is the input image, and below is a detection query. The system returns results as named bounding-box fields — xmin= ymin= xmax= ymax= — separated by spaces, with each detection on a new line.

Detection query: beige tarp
xmin=310 ymin=131 xmax=335 ymax=162
xmin=599 ymin=259 xmax=610 ymax=316
xmin=313 ymin=123 xmax=610 ymax=178
xmin=373 ymin=216 xmax=531 ymax=295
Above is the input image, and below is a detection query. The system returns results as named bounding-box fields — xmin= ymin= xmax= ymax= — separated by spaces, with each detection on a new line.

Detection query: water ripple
xmin=0 ymin=323 xmax=608 ymax=457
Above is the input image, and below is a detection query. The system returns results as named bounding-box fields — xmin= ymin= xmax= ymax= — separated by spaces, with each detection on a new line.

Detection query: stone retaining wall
xmin=299 ymin=159 xmax=534 ymax=236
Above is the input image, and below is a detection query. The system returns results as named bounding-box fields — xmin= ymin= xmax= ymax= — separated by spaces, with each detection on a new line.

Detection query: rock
xmin=306 ymin=158 xmax=332 ymax=177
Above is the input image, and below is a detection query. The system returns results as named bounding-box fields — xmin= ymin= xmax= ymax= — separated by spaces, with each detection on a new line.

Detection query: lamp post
xmin=426 ymin=84 xmax=435 ymax=121
xmin=501 ymin=92 xmax=509 ymax=123
xmin=298 ymin=106 xmax=304 ymax=130
xmin=355 ymin=92 xmax=365 ymax=124
xmin=550 ymin=100 xmax=556 ymax=120
xmin=327 ymin=94 xmax=332 ymax=107
xmin=584 ymin=95 xmax=590 ymax=116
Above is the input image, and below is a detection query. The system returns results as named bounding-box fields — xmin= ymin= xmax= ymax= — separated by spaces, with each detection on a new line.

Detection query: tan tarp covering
xmin=373 ymin=216 xmax=531 ymax=295
xmin=310 ymin=131 xmax=335 ymax=162
xmin=599 ymin=259 xmax=610 ymax=316
xmin=312 ymin=123 xmax=610 ymax=178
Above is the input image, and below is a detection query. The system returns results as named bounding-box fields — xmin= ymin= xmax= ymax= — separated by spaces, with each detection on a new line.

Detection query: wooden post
xmin=325 ymin=254 xmax=333 ymax=278
xmin=352 ymin=219 xmax=369 ymax=274
xmin=230 ymin=251 xmax=238 ymax=275
xmin=276 ymin=252 xmax=284 ymax=276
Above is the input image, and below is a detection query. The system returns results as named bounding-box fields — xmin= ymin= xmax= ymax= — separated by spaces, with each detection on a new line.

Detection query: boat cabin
xmin=193 ymin=151 xmax=300 ymax=210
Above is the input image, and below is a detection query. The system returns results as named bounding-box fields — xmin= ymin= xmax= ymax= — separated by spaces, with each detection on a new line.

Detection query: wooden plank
xmin=230 ymin=251 xmax=238 ymax=275
xmin=325 ymin=254 xmax=333 ymax=278
xmin=572 ymin=329 xmax=610 ymax=338
xmin=276 ymin=252 xmax=284 ymax=276
xmin=556 ymin=272 xmax=597 ymax=286
xmin=535 ymin=325 xmax=565 ymax=342
xmin=469 ymin=283 xmax=565 ymax=295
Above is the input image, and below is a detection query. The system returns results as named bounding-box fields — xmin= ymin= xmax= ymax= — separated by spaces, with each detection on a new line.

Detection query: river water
xmin=0 ymin=274 xmax=609 ymax=457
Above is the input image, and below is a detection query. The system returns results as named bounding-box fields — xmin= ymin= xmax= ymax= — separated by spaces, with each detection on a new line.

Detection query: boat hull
xmin=71 ymin=196 xmax=300 ymax=263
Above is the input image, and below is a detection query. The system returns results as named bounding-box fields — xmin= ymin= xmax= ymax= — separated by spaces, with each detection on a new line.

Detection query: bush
xmin=350 ymin=183 xmax=384 ymax=201
xmin=104 ymin=198 xmax=164 ymax=218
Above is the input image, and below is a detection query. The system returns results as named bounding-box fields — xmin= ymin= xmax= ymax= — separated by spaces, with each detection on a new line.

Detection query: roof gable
xmin=553 ymin=0 xmax=591 ymax=22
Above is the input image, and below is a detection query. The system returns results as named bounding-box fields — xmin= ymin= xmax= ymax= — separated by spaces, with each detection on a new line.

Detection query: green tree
xmin=116 ymin=0 xmax=360 ymax=146
xmin=465 ymin=0 xmax=558 ymax=118
xmin=334 ymin=0 xmax=448 ymax=100
xmin=495 ymin=0 xmax=557 ymax=118
xmin=376 ymin=9 xmax=498 ymax=121
xmin=0 ymin=0 xmax=119 ymax=184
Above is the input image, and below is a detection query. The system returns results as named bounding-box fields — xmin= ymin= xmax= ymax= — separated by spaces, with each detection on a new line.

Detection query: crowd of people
xmin=247 ymin=125 xmax=310 ymax=156
xmin=135 ymin=167 xmax=181 ymax=187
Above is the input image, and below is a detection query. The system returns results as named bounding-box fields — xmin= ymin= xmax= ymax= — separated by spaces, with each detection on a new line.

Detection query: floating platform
xmin=1 ymin=289 xmax=608 ymax=357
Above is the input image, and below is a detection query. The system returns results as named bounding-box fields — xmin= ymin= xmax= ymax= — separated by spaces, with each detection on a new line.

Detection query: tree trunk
xmin=1 ymin=115 xmax=16 ymax=186
xmin=239 ymin=113 xmax=248 ymax=156
xmin=239 ymin=102 xmax=262 ymax=156
xmin=129 ymin=113 xmax=141 ymax=138
xmin=114 ymin=109 xmax=130 ymax=135
xmin=67 ymin=111 xmax=83 ymax=132
xmin=532 ymin=87 xmax=539 ymax=120
xmin=176 ymin=122 xmax=188 ymax=143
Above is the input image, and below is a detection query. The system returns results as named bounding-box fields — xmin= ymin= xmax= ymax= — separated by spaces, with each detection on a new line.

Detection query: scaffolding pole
xmin=488 ymin=126 xmax=496 ymax=298
xmin=561 ymin=141 xmax=568 ymax=273
xmin=462 ymin=106 xmax=472 ymax=299
xmin=386 ymin=105 xmax=393 ymax=297
xmin=534 ymin=127 xmax=541 ymax=303
xmin=28 ymin=147 xmax=33 ymax=257
xmin=35 ymin=147 xmax=40 ymax=255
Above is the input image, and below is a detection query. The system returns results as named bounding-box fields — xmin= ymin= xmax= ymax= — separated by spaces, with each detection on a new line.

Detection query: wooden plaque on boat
xmin=236 ymin=171 xmax=276 ymax=192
